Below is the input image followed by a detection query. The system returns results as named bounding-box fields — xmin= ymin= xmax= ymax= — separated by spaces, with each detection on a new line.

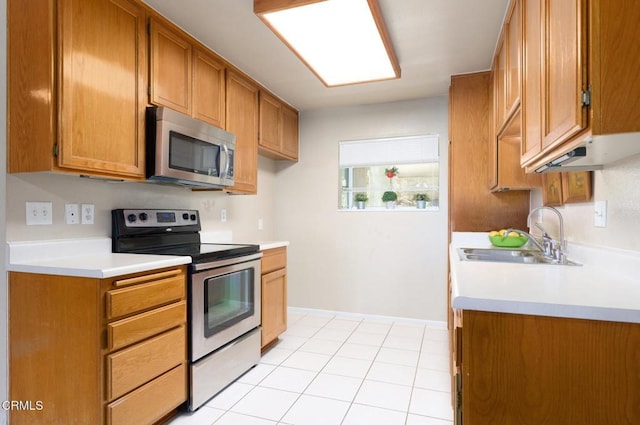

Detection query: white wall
xmin=531 ymin=153 xmax=640 ymax=253
xmin=5 ymin=157 xmax=277 ymax=242
xmin=274 ymin=97 xmax=450 ymax=322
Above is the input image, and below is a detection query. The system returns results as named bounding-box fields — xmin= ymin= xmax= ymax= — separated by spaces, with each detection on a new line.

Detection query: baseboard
xmin=287 ymin=306 xmax=447 ymax=329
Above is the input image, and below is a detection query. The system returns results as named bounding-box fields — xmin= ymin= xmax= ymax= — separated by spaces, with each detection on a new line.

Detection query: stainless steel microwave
xmin=146 ymin=106 xmax=235 ymax=189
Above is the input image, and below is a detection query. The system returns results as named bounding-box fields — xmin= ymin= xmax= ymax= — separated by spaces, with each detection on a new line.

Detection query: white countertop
xmin=199 ymin=232 xmax=289 ymax=251
xmin=6 ymin=236 xmax=289 ymax=279
xmin=256 ymin=241 xmax=289 ymax=251
xmin=450 ymin=232 xmax=640 ymax=323
xmin=6 ymin=238 xmax=191 ymax=278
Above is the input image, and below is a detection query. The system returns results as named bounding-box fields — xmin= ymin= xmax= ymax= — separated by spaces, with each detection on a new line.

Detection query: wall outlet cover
xmin=65 ymin=204 xmax=80 ymax=225
xmin=81 ymin=204 xmax=95 ymax=224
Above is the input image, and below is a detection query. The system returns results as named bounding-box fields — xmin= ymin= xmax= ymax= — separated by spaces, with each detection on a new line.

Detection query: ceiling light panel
xmin=256 ymin=0 xmax=400 ymax=87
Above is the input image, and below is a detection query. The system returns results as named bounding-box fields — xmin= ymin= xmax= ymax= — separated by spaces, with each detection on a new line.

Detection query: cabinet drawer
xmin=107 ymin=363 xmax=186 ymax=425
xmin=107 ymin=325 xmax=185 ymax=401
xmin=106 ymin=268 xmax=185 ymax=319
xmin=261 ymin=247 xmax=286 ymax=274
xmin=108 ymin=301 xmax=186 ymax=350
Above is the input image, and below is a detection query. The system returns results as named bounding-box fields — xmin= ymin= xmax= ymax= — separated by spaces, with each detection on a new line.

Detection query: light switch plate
xmin=26 ymin=202 xmax=53 ymax=225
xmin=594 ymin=200 xmax=607 ymax=227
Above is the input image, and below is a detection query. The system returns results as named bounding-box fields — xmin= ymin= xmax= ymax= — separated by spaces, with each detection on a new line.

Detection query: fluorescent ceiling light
xmin=255 ymin=0 xmax=401 ymax=87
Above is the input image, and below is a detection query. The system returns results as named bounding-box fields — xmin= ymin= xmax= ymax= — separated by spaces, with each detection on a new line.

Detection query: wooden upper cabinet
xmin=520 ymin=0 xmax=543 ymax=165
xmin=193 ymin=48 xmax=226 ymax=128
xmin=281 ymin=103 xmax=299 ymax=160
xmin=505 ymin=0 xmax=521 ymax=118
xmin=449 ymin=72 xmax=530 ymax=232
xmin=492 ymin=111 xmax=541 ymax=192
xmin=540 ymin=0 xmax=587 ymax=151
xmin=149 ymin=18 xmax=192 ymax=115
xmin=8 ymin=0 xmax=147 ymax=179
xmin=522 ymin=0 xmax=640 ymax=170
xmin=494 ymin=0 xmax=521 ymax=134
xmin=258 ymin=91 xmax=300 ymax=161
xmin=226 ymin=71 xmax=259 ymax=194
xmin=149 ymin=17 xmax=226 ymax=128
xmin=259 ymin=92 xmax=282 ymax=154
xmin=493 ymin=40 xmax=507 ymax=131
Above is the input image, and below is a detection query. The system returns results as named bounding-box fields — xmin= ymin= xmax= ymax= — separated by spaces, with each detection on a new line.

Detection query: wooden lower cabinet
xmin=261 ymin=247 xmax=288 ymax=348
xmin=457 ymin=310 xmax=640 ymax=424
xmin=9 ymin=266 xmax=188 ymax=425
xmin=107 ymin=364 xmax=187 ymax=425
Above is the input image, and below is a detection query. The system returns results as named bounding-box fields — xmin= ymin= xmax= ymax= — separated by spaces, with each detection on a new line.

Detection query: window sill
xmin=339 ymin=207 xmax=439 ymax=212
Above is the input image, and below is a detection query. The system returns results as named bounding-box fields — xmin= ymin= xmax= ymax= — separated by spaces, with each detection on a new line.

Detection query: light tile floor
xmin=169 ymin=310 xmax=453 ymax=425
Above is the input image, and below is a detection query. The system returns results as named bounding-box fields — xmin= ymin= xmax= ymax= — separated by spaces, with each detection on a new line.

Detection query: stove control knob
xmin=139 ymin=212 xmax=149 ymax=221
xmin=182 ymin=213 xmax=189 ymax=220
xmin=126 ymin=214 xmax=137 ymax=223
xmin=190 ymin=214 xmax=197 ymax=221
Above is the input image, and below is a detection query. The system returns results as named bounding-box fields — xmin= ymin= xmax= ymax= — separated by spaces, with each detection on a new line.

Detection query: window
xmin=339 ymin=135 xmax=439 ymax=210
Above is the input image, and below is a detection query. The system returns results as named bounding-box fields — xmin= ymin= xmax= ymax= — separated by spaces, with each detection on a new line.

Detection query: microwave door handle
xmin=221 ymin=144 xmax=230 ymax=179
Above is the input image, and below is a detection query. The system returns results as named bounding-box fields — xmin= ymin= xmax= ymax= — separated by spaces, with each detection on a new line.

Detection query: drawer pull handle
xmin=113 ymin=269 xmax=182 ymax=288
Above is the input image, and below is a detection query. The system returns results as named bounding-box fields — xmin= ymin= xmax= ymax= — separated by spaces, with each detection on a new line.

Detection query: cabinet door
xmin=58 ymin=0 xmax=146 ymax=178
xmin=541 ymin=0 xmax=587 ymax=150
xmin=259 ymin=91 xmax=282 ymax=153
xmin=521 ymin=0 xmax=543 ymax=165
xmin=150 ymin=18 xmax=192 ymax=115
xmin=261 ymin=268 xmax=287 ymax=348
xmin=193 ymin=48 xmax=226 ymax=128
xmin=281 ymin=103 xmax=299 ymax=160
xmin=505 ymin=0 xmax=521 ymax=118
xmin=494 ymin=39 xmax=507 ymax=130
xmin=226 ymin=70 xmax=259 ymax=194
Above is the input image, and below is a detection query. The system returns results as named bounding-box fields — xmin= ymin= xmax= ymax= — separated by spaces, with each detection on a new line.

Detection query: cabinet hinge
xmin=581 ymin=89 xmax=591 ymax=107
xmin=53 ymin=143 xmax=59 ymax=157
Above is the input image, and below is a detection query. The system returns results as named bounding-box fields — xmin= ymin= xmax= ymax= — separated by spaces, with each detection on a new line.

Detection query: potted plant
xmin=382 ymin=191 xmax=398 ymax=209
xmin=354 ymin=193 xmax=368 ymax=209
xmin=414 ymin=193 xmax=429 ymax=209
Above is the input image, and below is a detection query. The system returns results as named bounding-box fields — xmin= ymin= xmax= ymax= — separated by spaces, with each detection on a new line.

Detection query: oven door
xmin=190 ymin=254 xmax=261 ymax=361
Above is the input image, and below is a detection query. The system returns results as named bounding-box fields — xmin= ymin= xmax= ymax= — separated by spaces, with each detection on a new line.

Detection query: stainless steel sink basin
xmin=457 ymin=248 xmax=581 ymax=266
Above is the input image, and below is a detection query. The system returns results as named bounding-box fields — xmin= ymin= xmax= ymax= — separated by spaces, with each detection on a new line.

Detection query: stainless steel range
xmin=112 ymin=208 xmax=262 ymax=411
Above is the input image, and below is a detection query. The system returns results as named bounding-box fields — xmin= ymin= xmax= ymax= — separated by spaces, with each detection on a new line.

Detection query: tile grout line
xmin=209 ymin=313 xmax=452 ymax=424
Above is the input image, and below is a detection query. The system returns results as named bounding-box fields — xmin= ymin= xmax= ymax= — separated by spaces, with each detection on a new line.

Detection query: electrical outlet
xmin=26 ymin=202 xmax=53 ymax=225
xmin=81 ymin=204 xmax=95 ymax=224
xmin=65 ymin=204 xmax=80 ymax=224
xmin=220 ymin=209 xmax=227 ymax=222
xmin=258 ymin=218 xmax=264 ymax=230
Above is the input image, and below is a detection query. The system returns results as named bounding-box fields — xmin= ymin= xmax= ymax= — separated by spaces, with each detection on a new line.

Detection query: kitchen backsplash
xmin=5 ymin=157 xmax=278 ymax=243
xmin=531 ymin=152 xmax=640 ymax=252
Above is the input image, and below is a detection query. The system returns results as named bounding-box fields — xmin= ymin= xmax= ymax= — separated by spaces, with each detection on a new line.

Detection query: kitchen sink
xmin=457 ymin=248 xmax=581 ymax=266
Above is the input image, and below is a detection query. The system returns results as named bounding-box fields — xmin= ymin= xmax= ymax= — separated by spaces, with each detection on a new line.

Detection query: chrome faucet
xmin=526 ymin=206 xmax=566 ymax=263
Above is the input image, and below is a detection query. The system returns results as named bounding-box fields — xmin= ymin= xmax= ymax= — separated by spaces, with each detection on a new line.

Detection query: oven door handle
xmin=192 ymin=252 xmax=263 ymax=272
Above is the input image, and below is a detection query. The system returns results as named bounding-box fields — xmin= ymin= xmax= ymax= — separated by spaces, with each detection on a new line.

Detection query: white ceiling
xmin=143 ymin=0 xmax=509 ymax=111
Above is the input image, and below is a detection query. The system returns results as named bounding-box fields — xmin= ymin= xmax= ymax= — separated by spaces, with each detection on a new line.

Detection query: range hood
xmin=534 ymin=132 xmax=640 ymax=173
